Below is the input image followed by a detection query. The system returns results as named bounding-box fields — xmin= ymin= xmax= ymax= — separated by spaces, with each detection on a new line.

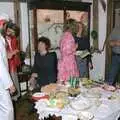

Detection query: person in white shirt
xmin=0 ymin=13 xmax=16 ymax=120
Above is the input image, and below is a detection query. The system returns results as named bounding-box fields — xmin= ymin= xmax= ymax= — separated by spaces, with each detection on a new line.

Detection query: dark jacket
xmin=32 ymin=52 xmax=57 ymax=87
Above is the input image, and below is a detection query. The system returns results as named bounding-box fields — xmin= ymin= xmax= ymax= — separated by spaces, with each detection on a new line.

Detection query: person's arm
xmin=109 ymin=40 xmax=120 ymax=47
xmin=6 ymin=36 xmax=19 ymax=59
xmin=0 ymin=52 xmax=15 ymax=93
xmin=31 ymin=53 xmax=38 ymax=78
xmin=88 ymin=55 xmax=93 ymax=70
xmin=32 ymin=53 xmax=38 ymax=72
xmin=50 ymin=52 xmax=58 ymax=83
xmin=85 ymin=37 xmax=93 ymax=69
xmin=29 ymin=53 xmax=38 ymax=90
xmin=53 ymin=52 xmax=58 ymax=76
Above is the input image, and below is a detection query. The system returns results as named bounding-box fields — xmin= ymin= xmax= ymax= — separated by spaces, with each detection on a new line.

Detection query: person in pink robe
xmin=58 ymin=19 xmax=79 ymax=83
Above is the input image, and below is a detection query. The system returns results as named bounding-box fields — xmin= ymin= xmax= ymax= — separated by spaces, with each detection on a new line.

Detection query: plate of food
xmin=82 ymin=88 xmax=101 ymax=98
xmin=70 ymin=99 xmax=91 ymax=111
xmin=41 ymin=83 xmax=58 ymax=94
xmin=32 ymin=92 xmax=49 ymax=101
xmin=78 ymin=111 xmax=94 ymax=120
xmin=68 ymin=87 xmax=80 ymax=97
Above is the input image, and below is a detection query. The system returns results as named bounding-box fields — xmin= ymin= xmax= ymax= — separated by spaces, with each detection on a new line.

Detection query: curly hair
xmin=64 ymin=18 xmax=78 ymax=36
xmin=38 ymin=36 xmax=51 ymax=50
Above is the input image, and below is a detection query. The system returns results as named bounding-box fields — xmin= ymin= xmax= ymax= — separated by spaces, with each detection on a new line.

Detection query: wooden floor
xmin=14 ymin=95 xmax=38 ymax=120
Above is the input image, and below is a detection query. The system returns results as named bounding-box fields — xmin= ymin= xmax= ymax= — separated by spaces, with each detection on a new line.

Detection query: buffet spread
xmin=32 ymin=79 xmax=120 ymax=120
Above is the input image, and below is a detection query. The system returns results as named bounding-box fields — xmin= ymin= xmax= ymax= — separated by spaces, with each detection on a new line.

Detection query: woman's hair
xmin=38 ymin=36 xmax=51 ymax=50
xmin=64 ymin=18 xmax=78 ymax=36
xmin=77 ymin=21 xmax=87 ymax=37
xmin=6 ymin=21 xmax=20 ymax=37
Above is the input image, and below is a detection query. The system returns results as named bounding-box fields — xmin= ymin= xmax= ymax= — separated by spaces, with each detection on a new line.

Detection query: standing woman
xmin=58 ymin=19 xmax=79 ymax=84
xmin=0 ymin=13 xmax=16 ymax=120
xmin=75 ymin=22 xmax=93 ymax=78
xmin=6 ymin=22 xmax=21 ymax=101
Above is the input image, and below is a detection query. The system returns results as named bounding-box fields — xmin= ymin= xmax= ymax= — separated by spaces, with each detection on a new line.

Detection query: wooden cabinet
xmin=18 ymin=72 xmax=31 ymax=96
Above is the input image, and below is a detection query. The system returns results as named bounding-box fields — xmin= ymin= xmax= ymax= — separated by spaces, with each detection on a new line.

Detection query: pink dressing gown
xmin=58 ymin=31 xmax=79 ymax=82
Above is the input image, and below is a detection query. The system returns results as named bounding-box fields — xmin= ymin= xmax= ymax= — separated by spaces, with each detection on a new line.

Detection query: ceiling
xmin=0 ymin=0 xmax=81 ymax=2
xmin=0 ymin=0 xmax=26 ymax=2
xmin=0 ymin=0 xmax=119 ymax=2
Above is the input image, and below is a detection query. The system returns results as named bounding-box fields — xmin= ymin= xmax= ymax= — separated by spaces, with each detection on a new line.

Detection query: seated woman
xmin=29 ymin=37 xmax=57 ymax=90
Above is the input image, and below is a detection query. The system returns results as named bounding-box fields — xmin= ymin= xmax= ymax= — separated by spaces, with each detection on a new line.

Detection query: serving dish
xmin=32 ymin=92 xmax=49 ymax=101
xmin=70 ymin=99 xmax=91 ymax=111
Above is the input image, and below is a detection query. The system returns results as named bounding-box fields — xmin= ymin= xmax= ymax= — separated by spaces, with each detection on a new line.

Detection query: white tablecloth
xmin=35 ymin=88 xmax=120 ymax=120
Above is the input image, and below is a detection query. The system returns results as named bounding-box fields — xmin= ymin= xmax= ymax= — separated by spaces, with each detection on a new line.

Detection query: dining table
xmin=34 ymin=84 xmax=120 ymax=120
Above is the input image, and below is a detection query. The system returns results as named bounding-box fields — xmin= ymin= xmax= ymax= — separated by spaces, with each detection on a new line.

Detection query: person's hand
xmin=89 ymin=62 xmax=93 ymax=70
xmin=7 ymin=52 xmax=13 ymax=59
xmin=12 ymin=49 xmax=19 ymax=56
xmin=9 ymin=85 xmax=16 ymax=94
xmin=109 ymin=41 xmax=116 ymax=46
xmin=109 ymin=40 xmax=120 ymax=46
xmin=29 ymin=76 xmax=36 ymax=91
xmin=7 ymin=49 xmax=19 ymax=59
xmin=57 ymin=80 xmax=65 ymax=85
xmin=75 ymin=43 xmax=78 ymax=50
xmin=29 ymin=76 xmax=36 ymax=83
xmin=13 ymin=49 xmax=20 ymax=55
xmin=31 ymin=73 xmax=38 ymax=78
xmin=116 ymin=41 xmax=120 ymax=46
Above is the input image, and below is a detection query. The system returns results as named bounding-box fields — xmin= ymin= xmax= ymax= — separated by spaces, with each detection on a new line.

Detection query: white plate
xmin=32 ymin=92 xmax=46 ymax=98
xmin=78 ymin=111 xmax=94 ymax=120
xmin=70 ymin=99 xmax=91 ymax=111
xmin=83 ymin=88 xmax=101 ymax=98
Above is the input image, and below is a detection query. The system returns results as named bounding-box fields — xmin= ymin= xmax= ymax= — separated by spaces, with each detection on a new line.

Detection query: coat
xmin=6 ymin=36 xmax=21 ymax=73
xmin=0 ymin=34 xmax=14 ymax=120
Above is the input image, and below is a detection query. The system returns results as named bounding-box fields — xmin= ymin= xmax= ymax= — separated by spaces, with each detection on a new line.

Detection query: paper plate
xmin=32 ymin=92 xmax=49 ymax=101
xmin=70 ymin=99 xmax=91 ymax=111
xmin=78 ymin=111 xmax=94 ymax=120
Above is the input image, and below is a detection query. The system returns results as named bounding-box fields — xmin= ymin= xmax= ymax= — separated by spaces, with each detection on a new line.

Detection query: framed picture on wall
xmin=37 ymin=9 xmax=64 ymax=49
